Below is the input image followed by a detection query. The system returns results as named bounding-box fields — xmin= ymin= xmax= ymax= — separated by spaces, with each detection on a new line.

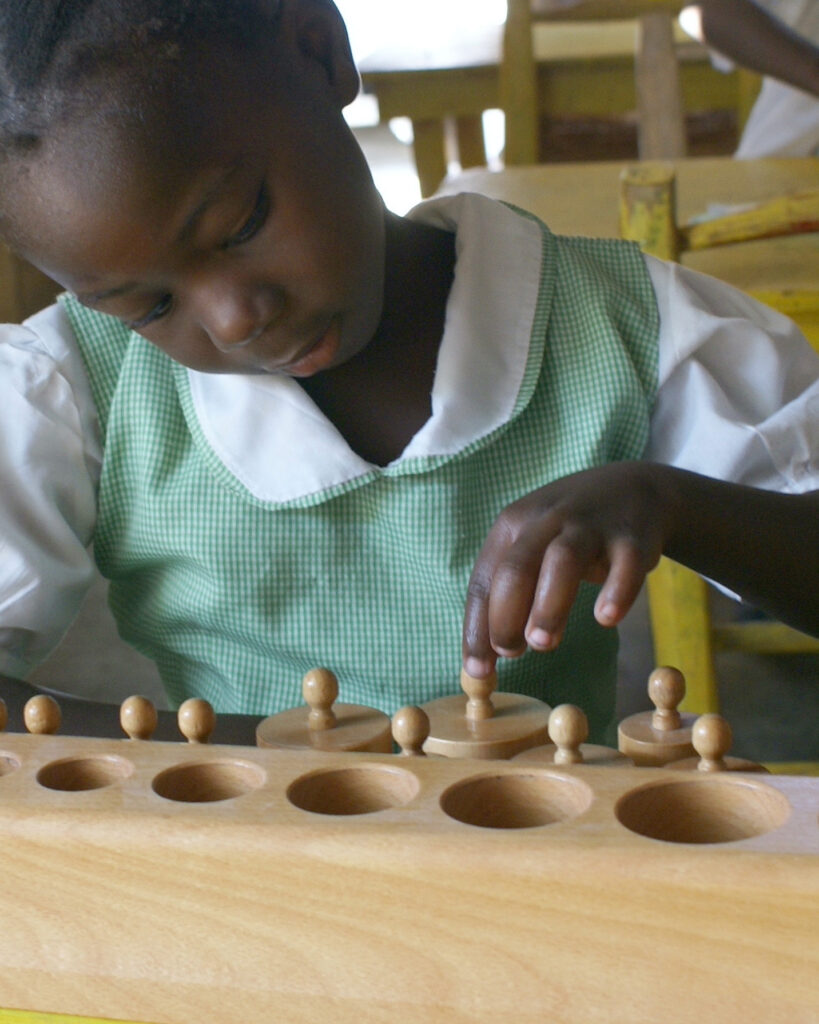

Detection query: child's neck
xmin=299 ymin=212 xmax=456 ymax=466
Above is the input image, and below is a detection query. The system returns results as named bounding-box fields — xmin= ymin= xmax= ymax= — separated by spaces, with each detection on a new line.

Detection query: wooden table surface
xmin=437 ymin=156 xmax=819 ymax=292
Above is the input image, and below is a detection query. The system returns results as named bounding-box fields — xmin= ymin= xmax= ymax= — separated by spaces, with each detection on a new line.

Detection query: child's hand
xmin=462 ymin=462 xmax=668 ymax=678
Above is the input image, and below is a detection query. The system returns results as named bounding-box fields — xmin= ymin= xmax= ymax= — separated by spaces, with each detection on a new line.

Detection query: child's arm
xmin=462 ymin=461 xmax=819 ymax=677
xmin=686 ymin=0 xmax=819 ymax=96
xmin=0 ymin=673 xmax=263 ymax=744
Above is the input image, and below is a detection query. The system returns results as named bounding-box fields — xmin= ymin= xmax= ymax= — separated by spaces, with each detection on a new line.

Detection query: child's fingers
xmin=594 ymin=537 xmax=659 ymax=626
xmin=462 ymin=533 xmax=505 ymax=678
xmin=484 ymin=523 xmax=563 ymax=657
xmin=464 ymin=517 xmax=591 ymax=672
xmin=461 ymin=514 xmax=547 ymax=676
xmin=522 ymin=526 xmax=601 ymax=651
xmin=462 ymin=468 xmax=666 ymax=676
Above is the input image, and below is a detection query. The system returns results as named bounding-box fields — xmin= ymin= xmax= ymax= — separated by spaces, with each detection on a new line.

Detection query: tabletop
xmin=437 ymin=156 xmax=819 ymax=292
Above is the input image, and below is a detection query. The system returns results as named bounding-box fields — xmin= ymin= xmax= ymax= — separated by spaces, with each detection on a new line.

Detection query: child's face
xmin=5 ymin=4 xmax=385 ymax=377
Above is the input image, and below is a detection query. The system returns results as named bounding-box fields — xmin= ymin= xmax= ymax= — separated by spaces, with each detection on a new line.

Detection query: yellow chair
xmin=619 ymin=161 xmax=819 ymax=714
xmin=359 ymin=1 xmax=746 ymax=196
xmin=501 ymin=0 xmax=748 ymax=166
xmin=358 ymin=27 xmax=501 ymax=198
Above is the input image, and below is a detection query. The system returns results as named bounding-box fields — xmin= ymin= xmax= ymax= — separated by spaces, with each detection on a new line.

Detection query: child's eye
xmin=222 ymin=183 xmax=270 ymax=249
xmin=126 ymin=294 xmax=173 ymax=331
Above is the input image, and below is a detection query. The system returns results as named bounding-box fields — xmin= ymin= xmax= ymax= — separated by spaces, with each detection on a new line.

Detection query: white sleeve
xmin=0 ymin=303 xmax=101 ymax=678
xmin=645 ymin=254 xmax=819 ymax=495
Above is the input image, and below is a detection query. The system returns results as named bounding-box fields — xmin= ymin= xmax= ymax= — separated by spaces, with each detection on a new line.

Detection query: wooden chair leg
xmin=455 ymin=115 xmax=487 ymax=170
xmin=411 ymin=118 xmax=448 ymax=197
xmin=619 ymin=161 xmax=681 ymax=259
xmin=635 ymin=12 xmax=686 ymax=159
xmin=501 ymin=0 xmax=539 ymax=166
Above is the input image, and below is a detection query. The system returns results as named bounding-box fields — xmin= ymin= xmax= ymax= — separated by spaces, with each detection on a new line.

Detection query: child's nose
xmin=190 ymin=274 xmax=283 ymax=351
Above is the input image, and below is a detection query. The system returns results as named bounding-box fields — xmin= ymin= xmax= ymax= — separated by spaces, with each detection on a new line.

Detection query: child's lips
xmin=281 ymin=319 xmax=340 ymax=377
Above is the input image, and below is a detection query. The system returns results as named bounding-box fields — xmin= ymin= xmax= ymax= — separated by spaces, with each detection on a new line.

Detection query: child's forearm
xmin=461 ymin=461 xmax=819 ymax=678
xmin=655 ymin=465 xmax=819 ymax=635
xmin=697 ymin=0 xmax=819 ymax=96
xmin=0 ymin=674 xmax=263 ymax=744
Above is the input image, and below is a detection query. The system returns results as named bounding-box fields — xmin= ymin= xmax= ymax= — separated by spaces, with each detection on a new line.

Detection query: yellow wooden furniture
xmin=359 ymin=13 xmax=741 ymax=196
xmin=619 ymin=160 xmax=819 ymax=337
xmin=500 ymin=0 xmax=752 ymax=166
xmin=440 ymin=154 xmax=818 ymax=220
xmin=504 ymin=0 xmax=681 ymax=164
xmin=358 ymin=25 xmax=500 ymax=198
xmin=619 ymin=161 xmax=819 ymax=713
xmin=1 ymin=723 xmax=817 ymax=1022
xmin=438 ymin=156 xmax=819 ymax=331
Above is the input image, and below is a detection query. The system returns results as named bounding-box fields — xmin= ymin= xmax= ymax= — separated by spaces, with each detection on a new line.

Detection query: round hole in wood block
xmin=36 ymin=755 xmax=133 ymax=792
xmin=615 ymin=778 xmax=791 ymax=844
xmin=440 ymin=771 xmax=593 ymax=829
xmin=0 ymin=753 xmax=21 ymax=778
xmin=152 ymin=760 xmax=266 ymax=803
xmin=287 ymin=765 xmax=419 ymax=816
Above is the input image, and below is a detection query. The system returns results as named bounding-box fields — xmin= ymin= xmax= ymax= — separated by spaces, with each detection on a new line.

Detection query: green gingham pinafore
xmin=61 ymin=220 xmax=658 ymax=743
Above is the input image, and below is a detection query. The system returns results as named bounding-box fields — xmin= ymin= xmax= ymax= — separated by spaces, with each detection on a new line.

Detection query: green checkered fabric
xmin=61 ymin=220 xmax=658 ymax=742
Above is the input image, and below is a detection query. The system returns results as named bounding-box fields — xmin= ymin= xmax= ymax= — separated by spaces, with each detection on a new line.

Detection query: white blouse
xmin=1 ymin=193 xmax=817 ymax=677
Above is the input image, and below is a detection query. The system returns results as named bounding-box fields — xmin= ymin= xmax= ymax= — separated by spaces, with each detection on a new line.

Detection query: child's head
xmin=0 ymin=0 xmax=387 ymax=376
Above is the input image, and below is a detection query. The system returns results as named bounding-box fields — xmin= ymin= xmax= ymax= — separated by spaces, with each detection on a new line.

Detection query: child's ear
xmin=286 ymin=0 xmax=360 ymax=107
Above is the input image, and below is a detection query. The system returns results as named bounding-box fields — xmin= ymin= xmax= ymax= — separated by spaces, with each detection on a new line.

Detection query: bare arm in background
xmin=683 ymin=0 xmax=819 ymax=96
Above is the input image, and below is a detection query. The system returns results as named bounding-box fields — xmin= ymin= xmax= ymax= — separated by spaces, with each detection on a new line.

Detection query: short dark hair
xmin=0 ymin=0 xmax=281 ymax=150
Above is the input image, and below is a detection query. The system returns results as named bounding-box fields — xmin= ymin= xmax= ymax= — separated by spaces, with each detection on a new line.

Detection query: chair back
xmin=502 ymin=0 xmax=693 ymax=165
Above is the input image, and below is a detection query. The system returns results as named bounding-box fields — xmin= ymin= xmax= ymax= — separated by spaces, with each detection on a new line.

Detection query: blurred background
xmin=337 ymin=0 xmax=507 ymax=213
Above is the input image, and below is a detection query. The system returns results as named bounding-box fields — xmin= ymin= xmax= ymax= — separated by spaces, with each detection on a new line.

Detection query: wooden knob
xmin=648 ymin=666 xmax=685 ymax=731
xmin=548 ymin=704 xmax=588 ymax=764
xmin=0 ymin=697 xmax=7 ymax=732
xmin=120 ymin=695 xmax=158 ymax=740
xmin=460 ymin=668 xmax=497 ymax=722
xmin=24 ymin=694 xmax=61 ymax=735
xmin=178 ymin=698 xmax=215 ymax=744
xmin=692 ymin=713 xmax=732 ymax=772
xmin=392 ymin=706 xmax=430 ymax=756
xmin=302 ymin=668 xmax=338 ymax=731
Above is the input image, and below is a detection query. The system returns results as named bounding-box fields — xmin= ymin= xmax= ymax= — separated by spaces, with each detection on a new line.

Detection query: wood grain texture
xmin=439 ymin=156 xmax=819 ymax=291
xmin=0 ymin=730 xmax=816 ymax=1024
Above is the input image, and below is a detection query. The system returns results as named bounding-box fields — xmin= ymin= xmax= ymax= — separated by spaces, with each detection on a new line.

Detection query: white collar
xmin=185 ymin=193 xmax=543 ymax=504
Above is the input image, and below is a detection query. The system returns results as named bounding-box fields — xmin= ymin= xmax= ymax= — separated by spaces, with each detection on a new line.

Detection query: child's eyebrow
xmin=76 ymin=165 xmax=243 ymax=305
xmin=175 ymin=164 xmax=242 ymax=245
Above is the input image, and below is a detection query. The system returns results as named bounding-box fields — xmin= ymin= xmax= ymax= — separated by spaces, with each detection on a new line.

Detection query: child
xmin=0 ymin=0 xmax=817 ymax=743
